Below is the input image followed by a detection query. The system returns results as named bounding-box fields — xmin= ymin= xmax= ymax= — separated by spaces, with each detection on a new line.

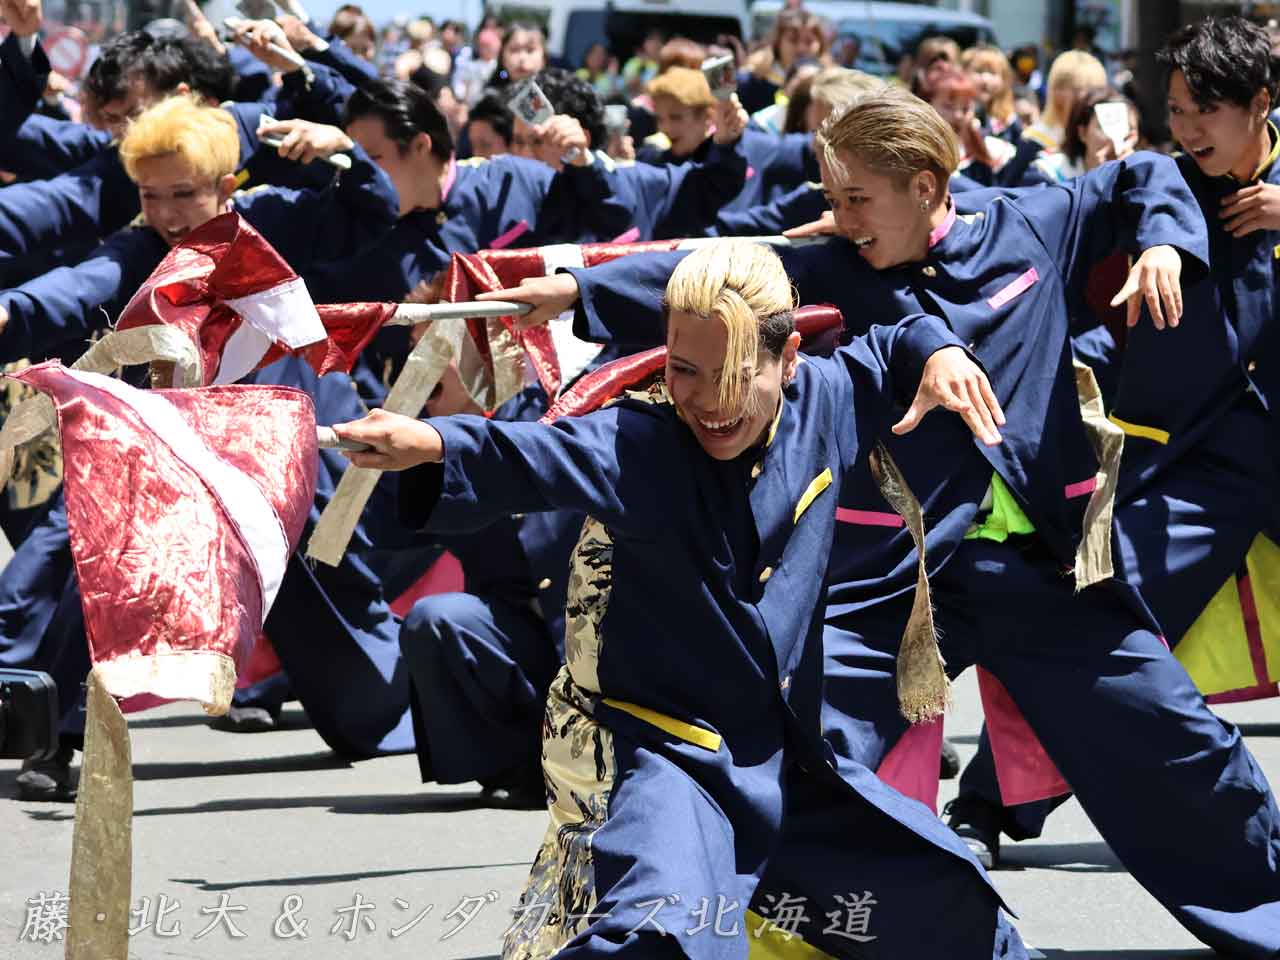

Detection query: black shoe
xmin=209 ymin=705 xmax=280 ymax=733
xmin=479 ymin=763 xmax=545 ymax=810
xmin=940 ymin=738 xmax=961 ymax=780
xmin=16 ymin=744 xmax=77 ymax=802
xmin=943 ymin=796 xmax=1001 ymax=869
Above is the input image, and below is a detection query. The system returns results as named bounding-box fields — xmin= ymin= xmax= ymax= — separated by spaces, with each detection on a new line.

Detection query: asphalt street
xmin=1 ymin=668 xmax=1274 ymax=959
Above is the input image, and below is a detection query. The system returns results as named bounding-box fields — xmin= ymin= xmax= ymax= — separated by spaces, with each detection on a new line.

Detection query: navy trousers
xmin=232 ymin=358 xmax=418 ymax=757
xmin=0 ymin=493 xmax=86 ymax=743
xmin=958 ymin=397 xmax=1280 ymax=843
xmin=400 ymin=591 xmax=559 ymax=785
xmin=748 ymin=757 xmax=1028 ymax=959
xmin=822 ymin=537 xmax=1280 ymax=958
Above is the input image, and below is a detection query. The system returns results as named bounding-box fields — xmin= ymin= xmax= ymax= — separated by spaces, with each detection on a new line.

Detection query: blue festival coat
xmin=303 ymin=151 xmax=742 ymax=303
xmin=636 ymin=129 xmax=816 ymax=224
xmin=563 ymin=152 xmax=1208 ymax=608
xmin=602 ymin=143 xmax=750 ymax=240
xmin=399 ymin=315 xmax=1014 ymax=957
xmin=301 ymin=31 xmax=379 ymax=89
xmin=0 ymin=101 xmax=272 ymax=281
xmin=1090 ymin=140 xmax=1280 ymax=647
xmin=0 ymin=64 xmax=357 ymax=276
xmin=713 ymin=180 xmax=827 ymax=236
xmin=1110 ymin=146 xmax=1280 ymax=499
xmin=0 ymin=33 xmax=115 ymax=181
xmin=0 ymin=142 xmax=398 ymax=363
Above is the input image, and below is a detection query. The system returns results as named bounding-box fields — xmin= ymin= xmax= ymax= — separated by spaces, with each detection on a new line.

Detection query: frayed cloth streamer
xmin=65 ymin=668 xmax=132 ymax=960
xmin=1072 ymin=358 xmax=1124 ymax=590
xmin=307 ymin=308 xmax=529 ymax=566
xmin=870 ymin=361 xmax=1124 ymax=722
xmin=869 ymin=443 xmax=950 ymax=723
xmin=308 ymin=317 xmax=466 ymax=566
xmin=0 ymin=327 xmax=202 ymax=455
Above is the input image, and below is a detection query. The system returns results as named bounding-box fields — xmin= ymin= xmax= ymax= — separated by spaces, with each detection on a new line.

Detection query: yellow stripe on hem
xmin=746 ymin=910 xmax=838 ymax=958
xmin=1108 ymin=414 xmax=1170 ymax=445
xmin=601 ymin=698 xmax=722 ymax=752
xmin=794 ymin=467 xmax=832 ymax=523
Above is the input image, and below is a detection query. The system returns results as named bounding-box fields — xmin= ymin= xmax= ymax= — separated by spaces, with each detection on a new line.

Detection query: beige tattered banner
xmin=306 ymin=302 xmax=532 ymax=567
xmin=869 ymin=443 xmax=950 ymax=724
xmin=1072 ymin=358 xmax=1125 ymax=590
xmin=65 ymin=670 xmax=132 ymax=960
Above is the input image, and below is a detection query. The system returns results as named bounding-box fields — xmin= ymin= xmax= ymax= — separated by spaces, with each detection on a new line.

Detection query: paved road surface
xmin=2 ymin=668 xmax=1272 ymax=958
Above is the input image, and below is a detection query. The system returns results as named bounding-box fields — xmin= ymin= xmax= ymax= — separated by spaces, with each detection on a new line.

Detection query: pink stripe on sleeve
xmin=836 ymin=508 xmax=904 ymax=528
xmin=490 ymin=220 xmax=530 ymax=249
xmin=987 ymin=267 xmax=1039 ymax=309
xmin=1064 ymin=476 xmax=1097 ymax=499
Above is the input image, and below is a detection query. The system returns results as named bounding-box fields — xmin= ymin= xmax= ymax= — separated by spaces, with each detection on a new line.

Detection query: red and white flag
xmin=541 ymin=304 xmax=846 ymax=421
xmin=440 ymin=239 xmax=691 ymax=400
xmin=7 ymin=362 xmax=318 ymax=711
xmin=114 ymin=212 xmax=395 ymax=386
xmin=4 ymin=362 xmax=322 ymax=958
xmin=304 ymin=238 xmax=699 ymax=566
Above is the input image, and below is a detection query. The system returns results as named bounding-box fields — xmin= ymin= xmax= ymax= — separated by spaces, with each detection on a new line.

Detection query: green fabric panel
xmin=964 ymin=473 xmax=1036 ymax=542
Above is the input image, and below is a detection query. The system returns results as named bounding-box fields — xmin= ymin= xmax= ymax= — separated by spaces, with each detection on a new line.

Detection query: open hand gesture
xmin=892 ymin=345 xmax=1004 ymax=446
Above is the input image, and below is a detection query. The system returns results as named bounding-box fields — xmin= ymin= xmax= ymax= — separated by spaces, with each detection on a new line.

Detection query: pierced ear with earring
xmin=920 ymin=198 xmax=931 ymax=212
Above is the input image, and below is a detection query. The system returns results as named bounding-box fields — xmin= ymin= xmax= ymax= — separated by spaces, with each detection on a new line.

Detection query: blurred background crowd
xmin=20 ymin=0 xmax=1280 ymax=167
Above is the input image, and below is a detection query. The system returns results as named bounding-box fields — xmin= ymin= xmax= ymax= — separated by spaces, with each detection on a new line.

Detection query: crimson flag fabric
xmin=542 ymin=304 xmax=846 ymax=422
xmin=115 ymin=212 xmax=395 ymax=386
xmin=8 ymin=361 xmax=318 ymax=712
xmin=441 ymin=240 xmax=689 ymax=400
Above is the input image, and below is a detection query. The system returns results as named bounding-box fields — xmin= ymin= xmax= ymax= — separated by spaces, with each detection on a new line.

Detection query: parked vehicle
xmin=750 ymin=0 xmax=997 ymax=77
xmin=490 ymin=0 xmax=751 ymax=70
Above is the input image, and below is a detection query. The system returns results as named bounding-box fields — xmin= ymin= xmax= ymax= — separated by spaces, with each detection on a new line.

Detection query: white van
xmin=488 ymin=0 xmax=751 ymax=70
xmin=750 ymin=0 xmax=997 ymax=76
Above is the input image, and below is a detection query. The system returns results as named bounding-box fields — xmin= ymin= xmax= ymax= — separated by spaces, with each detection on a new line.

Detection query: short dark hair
xmin=330 ymin=4 xmax=376 ymax=43
xmin=501 ymin=20 xmax=546 ymax=57
xmin=468 ymin=91 xmax=514 ymax=146
xmin=758 ymin=310 xmax=796 ymax=359
xmin=83 ymin=32 xmax=234 ymax=108
xmin=1158 ymin=16 xmax=1279 ymax=109
xmin=180 ymin=37 xmax=236 ymax=102
xmin=344 ymin=78 xmax=455 ymax=164
xmin=1062 ymin=86 xmax=1134 ymax=162
xmin=409 ymin=64 xmax=449 ymax=101
xmin=531 ymin=67 xmax=606 ymax=149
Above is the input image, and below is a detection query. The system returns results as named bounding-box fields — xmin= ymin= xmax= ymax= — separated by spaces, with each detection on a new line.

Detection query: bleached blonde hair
xmin=119 ymin=94 xmax=239 ymax=183
xmin=1042 ymin=50 xmax=1107 ymax=129
xmin=961 ymin=45 xmax=1016 ymax=127
xmin=818 ymin=84 xmax=959 ymax=192
xmin=809 ymin=67 xmax=883 ymax=115
xmin=664 ymin=239 xmax=795 ymax=416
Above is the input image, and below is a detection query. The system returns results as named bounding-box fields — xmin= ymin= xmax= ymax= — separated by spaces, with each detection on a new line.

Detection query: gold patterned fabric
xmin=67 ymin=669 xmax=132 ymax=960
xmin=869 ymin=444 xmax=949 ymax=723
xmin=505 ymin=506 xmax=619 ymax=958
xmin=504 ymin=669 xmax=617 ymax=959
xmin=0 ymin=360 xmax=62 ymax=511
